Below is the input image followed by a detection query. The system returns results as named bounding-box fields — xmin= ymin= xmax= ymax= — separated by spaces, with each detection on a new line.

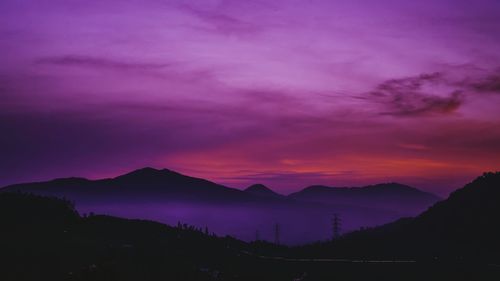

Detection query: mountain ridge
xmin=1 ymin=167 xmax=253 ymax=203
xmin=288 ymin=182 xmax=440 ymax=216
xmin=1 ymin=167 xmax=439 ymax=200
xmin=1 ymin=167 xmax=441 ymax=244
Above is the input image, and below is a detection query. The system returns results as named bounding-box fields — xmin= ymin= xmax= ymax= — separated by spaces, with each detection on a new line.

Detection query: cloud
xmin=178 ymin=3 xmax=260 ymax=35
xmin=368 ymin=72 xmax=464 ymax=116
xmin=383 ymin=91 xmax=463 ymax=116
xmin=32 ymin=54 xmax=217 ymax=85
xmin=36 ymin=55 xmax=170 ymax=71
xmin=469 ymin=74 xmax=500 ymax=93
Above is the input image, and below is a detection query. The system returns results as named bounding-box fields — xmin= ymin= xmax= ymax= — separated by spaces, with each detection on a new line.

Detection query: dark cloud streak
xmin=178 ymin=3 xmax=260 ymax=35
xmin=469 ymin=74 xmax=500 ymax=93
xmin=369 ymin=72 xmax=464 ymax=117
xmin=36 ymin=55 xmax=171 ymax=71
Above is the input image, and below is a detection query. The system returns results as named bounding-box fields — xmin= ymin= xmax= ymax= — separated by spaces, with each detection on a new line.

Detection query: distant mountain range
xmin=1 ymin=167 xmax=439 ymax=209
xmin=289 ymin=183 xmax=440 ymax=215
xmin=1 ymin=167 xmax=440 ymax=244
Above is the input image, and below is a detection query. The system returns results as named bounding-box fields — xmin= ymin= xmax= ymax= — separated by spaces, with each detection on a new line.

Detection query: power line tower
xmin=332 ymin=213 xmax=341 ymax=241
xmin=274 ymin=223 xmax=280 ymax=245
xmin=255 ymin=230 xmax=260 ymax=241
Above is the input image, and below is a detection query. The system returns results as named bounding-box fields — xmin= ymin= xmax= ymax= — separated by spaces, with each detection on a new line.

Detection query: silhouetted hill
xmin=244 ymin=184 xmax=283 ymax=198
xmin=1 ymin=167 xmax=253 ymax=203
xmin=299 ymin=172 xmax=500 ymax=262
xmin=289 ymin=182 xmax=440 ymax=215
xmin=0 ymin=192 xmax=79 ymax=229
xmin=0 ymin=192 xmax=265 ymax=281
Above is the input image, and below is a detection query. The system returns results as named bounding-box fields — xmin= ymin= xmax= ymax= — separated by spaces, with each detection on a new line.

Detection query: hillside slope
xmin=299 ymin=172 xmax=500 ymax=261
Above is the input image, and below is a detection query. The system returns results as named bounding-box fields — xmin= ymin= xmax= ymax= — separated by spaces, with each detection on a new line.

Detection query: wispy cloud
xmin=468 ymin=73 xmax=500 ymax=93
xmin=383 ymin=91 xmax=463 ymax=117
xmin=36 ymin=55 xmax=170 ymax=71
xmin=178 ymin=4 xmax=260 ymax=35
xmin=33 ymin=55 xmax=216 ymax=84
xmin=367 ymin=72 xmax=465 ymax=116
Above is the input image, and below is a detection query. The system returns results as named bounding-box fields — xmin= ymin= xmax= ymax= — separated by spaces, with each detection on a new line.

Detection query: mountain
xmin=1 ymin=168 xmax=438 ymax=213
xmin=1 ymin=167 xmax=253 ymax=204
xmin=300 ymin=172 xmax=500 ymax=261
xmin=0 ymin=167 xmax=438 ymax=244
xmin=288 ymin=182 xmax=441 ymax=216
xmin=244 ymin=184 xmax=283 ymax=198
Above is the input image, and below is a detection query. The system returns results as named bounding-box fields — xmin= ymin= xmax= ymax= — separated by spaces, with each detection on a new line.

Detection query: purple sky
xmin=1 ymin=0 xmax=500 ymax=195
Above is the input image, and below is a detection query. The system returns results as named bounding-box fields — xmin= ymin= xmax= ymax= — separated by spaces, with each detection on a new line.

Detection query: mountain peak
xmin=364 ymin=182 xmax=416 ymax=190
xmin=245 ymin=183 xmax=270 ymax=192
xmin=244 ymin=184 xmax=282 ymax=197
xmin=122 ymin=167 xmax=164 ymax=175
xmin=114 ymin=167 xmax=175 ymax=181
xmin=299 ymin=185 xmax=334 ymax=193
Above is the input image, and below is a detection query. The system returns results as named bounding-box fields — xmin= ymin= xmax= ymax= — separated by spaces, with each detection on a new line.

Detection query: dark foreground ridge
xmin=1 ymin=172 xmax=500 ymax=281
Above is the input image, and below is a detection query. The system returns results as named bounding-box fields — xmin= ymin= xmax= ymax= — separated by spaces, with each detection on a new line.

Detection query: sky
xmin=1 ymin=0 xmax=500 ymax=195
